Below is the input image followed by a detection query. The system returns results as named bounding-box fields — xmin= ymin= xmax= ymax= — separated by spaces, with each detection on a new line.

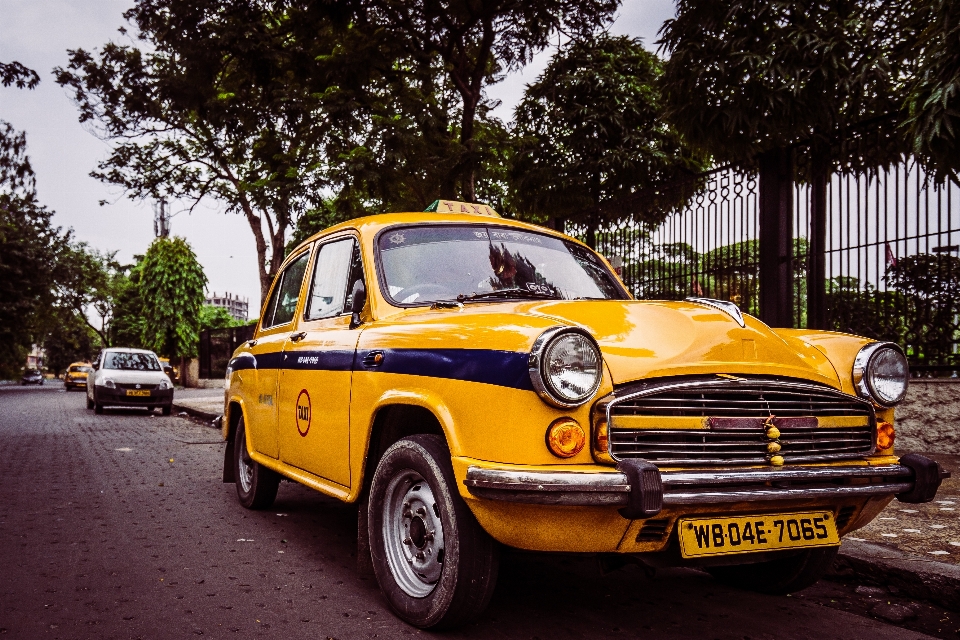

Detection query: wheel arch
xmin=358 ymin=402 xmax=448 ymax=497
xmin=222 ymin=399 xmax=246 ymax=483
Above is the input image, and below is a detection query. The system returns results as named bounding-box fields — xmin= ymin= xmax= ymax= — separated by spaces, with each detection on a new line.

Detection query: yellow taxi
xmin=221 ymin=200 xmax=948 ymax=629
xmin=63 ymin=361 xmax=93 ymax=390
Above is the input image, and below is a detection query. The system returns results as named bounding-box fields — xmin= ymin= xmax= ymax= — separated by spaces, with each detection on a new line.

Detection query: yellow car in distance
xmin=64 ymin=361 xmax=93 ymax=390
xmin=221 ymin=200 xmax=948 ymax=629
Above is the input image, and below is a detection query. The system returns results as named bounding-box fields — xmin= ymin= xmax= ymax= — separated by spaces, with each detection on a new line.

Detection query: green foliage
xmin=199 ymin=304 xmax=243 ymax=331
xmin=0 ymin=194 xmax=71 ymax=377
xmin=658 ymin=0 xmax=913 ymax=172
xmin=54 ymin=1 xmax=342 ymax=303
xmin=43 ymin=309 xmax=98 ymax=375
xmin=359 ymin=0 xmax=620 ymax=203
xmin=138 ymin=237 xmax=208 ymax=359
xmin=510 ymin=35 xmax=707 ymax=238
xmin=109 ymin=257 xmax=147 ymax=349
xmin=904 ymin=0 xmax=960 ymax=184
xmin=884 ymin=253 xmax=960 ymax=364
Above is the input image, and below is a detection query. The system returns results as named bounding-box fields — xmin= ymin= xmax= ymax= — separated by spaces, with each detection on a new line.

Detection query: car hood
xmin=380 ymin=299 xmax=841 ymax=389
xmin=99 ymin=369 xmax=170 ymax=385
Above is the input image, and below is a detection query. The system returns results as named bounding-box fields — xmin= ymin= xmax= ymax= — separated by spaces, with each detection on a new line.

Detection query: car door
xmin=247 ymin=249 xmax=312 ymax=459
xmin=277 ymin=235 xmax=363 ymax=487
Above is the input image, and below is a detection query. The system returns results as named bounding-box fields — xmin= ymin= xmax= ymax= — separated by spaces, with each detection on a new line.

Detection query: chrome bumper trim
xmin=463 ymin=464 xmax=913 ymax=507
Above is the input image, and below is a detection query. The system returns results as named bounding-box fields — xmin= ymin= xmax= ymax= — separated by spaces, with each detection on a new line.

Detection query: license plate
xmin=125 ymin=389 xmax=151 ymax=397
xmin=678 ymin=511 xmax=839 ymax=558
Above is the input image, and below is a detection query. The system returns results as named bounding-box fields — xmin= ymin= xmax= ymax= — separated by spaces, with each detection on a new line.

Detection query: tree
xmin=199 ymin=304 xmax=243 ymax=331
xmin=904 ymin=0 xmax=960 ymax=183
xmin=109 ymin=257 xmax=147 ymax=349
xmin=658 ymin=0 xmax=914 ymax=172
xmin=357 ymin=0 xmax=620 ymax=202
xmin=510 ymin=35 xmax=707 ymax=246
xmin=43 ymin=309 xmax=98 ymax=375
xmin=55 ymin=0 xmax=347 ymax=304
xmin=138 ymin=237 xmax=207 ymax=360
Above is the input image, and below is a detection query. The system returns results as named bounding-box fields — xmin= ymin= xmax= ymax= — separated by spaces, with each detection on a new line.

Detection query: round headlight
xmin=529 ymin=328 xmax=602 ymax=408
xmin=853 ymin=343 xmax=909 ymax=407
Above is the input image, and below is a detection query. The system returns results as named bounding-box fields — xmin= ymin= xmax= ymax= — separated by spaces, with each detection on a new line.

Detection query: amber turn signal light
xmin=876 ymin=421 xmax=895 ymax=451
xmin=546 ymin=418 xmax=586 ymax=458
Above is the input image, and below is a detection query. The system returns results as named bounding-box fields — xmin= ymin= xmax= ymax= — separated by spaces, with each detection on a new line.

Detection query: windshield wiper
xmin=456 ymin=288 xmax=561 ymax=302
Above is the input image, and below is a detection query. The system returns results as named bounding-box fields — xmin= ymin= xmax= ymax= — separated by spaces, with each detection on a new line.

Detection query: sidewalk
xmin=172 ymin=386 xmax=223 ymax=422
xmin=831 ymin=452 xmax=959 ymax=611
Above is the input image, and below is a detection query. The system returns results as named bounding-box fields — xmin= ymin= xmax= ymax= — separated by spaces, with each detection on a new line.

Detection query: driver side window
xmin=305 ymin=238 xmax=362 ymax=321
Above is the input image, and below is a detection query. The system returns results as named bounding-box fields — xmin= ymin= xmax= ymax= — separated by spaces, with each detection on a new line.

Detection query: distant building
xmin=206 ymin=291 xmax=249 ymax=322
xmin=26 ymin=344 xmax=44 ymax=370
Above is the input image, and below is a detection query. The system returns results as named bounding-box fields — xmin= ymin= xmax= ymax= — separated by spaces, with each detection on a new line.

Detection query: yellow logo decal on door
xmin=296 ymin=389 xmax=311 ymax=437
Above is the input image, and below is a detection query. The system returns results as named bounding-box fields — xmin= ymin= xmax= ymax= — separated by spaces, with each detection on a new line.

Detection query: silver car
xmin=86 ymin=348 xmax=174 ymax=415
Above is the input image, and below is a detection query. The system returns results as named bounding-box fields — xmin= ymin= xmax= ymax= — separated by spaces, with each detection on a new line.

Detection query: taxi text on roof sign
xmin=424 ymin=199 xmax=500 ymax=217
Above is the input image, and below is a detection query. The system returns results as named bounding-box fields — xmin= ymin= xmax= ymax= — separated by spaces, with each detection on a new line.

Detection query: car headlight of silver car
xmin=853 ymin=342 xmax=909 ymax=407
xmin=529 ymin=327 xmax=603 ymax=408
xmin=101 ymin=378 xmax=116 ymax=389
xmin=159 ymin=378 xmax=172 ymax=390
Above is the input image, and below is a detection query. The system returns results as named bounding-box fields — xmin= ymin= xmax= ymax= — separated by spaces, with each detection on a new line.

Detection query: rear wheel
xmin=368 ymin=434 xmax=499 ymax=630
xmin=706 ymin=546 xmax=839 ymax=594
xmin=233 ymin=416 xmax=280 ymax=509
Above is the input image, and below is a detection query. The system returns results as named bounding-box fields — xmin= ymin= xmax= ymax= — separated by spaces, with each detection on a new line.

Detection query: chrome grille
xmin=607 ymin=379 xmax=875 ymax=465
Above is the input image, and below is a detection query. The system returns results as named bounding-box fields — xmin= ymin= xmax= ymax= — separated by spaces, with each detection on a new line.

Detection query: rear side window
xmin=263 ymin=251 xmax=310 ymax=329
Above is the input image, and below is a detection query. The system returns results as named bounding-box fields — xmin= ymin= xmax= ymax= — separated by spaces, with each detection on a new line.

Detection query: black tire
xmin=161 ymin=404 xmax=172 ymax=416
xmin=94 ymin=397 xmax=103 ymax=414
xmin=706 ymin=546 xmax=839 ymax=594
xmin=233 ymin=416 xmax=280 ymax=510
xmin=368 ymin=434 xmax=499 ymax=630
xmin=86 ymin=395 xmax=94 ymax=410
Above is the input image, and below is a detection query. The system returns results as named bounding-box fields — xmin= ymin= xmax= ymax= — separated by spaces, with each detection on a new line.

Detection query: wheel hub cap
xmin=382 ymin=470 xmax=445 ymax=598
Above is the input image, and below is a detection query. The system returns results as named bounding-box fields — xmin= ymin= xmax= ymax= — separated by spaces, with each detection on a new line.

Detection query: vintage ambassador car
xmin=64 ymin=361 xmax=93 ymax=390
xmin=221 ymin=200 xmax=947 ymax=629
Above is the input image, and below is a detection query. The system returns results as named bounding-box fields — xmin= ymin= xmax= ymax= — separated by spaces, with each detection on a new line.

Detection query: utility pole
xmin=153 ymin=198 xmax=170 ymax=238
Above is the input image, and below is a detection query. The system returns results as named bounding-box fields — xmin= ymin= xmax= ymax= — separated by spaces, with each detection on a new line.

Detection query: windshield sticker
xmin=388 ymin=232 xmax=406 ymax=245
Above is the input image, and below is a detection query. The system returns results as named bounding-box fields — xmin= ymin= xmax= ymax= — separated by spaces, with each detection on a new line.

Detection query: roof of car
xmin=103 ymin=348 xmax=157 ymax=355
xmin=290 ymin=211 xmax=578 ymax=257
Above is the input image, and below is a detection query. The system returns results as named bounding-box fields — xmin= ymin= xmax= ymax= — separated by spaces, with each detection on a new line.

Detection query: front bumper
xmin=464 ymin=457 xmax=950 ymax=511
xmin=95 ymin=387 xmax=174 ymax=407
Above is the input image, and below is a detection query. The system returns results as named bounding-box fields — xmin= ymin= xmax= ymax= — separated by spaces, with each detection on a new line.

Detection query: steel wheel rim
xmin=237 ymin=427 xmax=254 ymax=494
xmin=382 ymin=469 xmax=445 ymax=598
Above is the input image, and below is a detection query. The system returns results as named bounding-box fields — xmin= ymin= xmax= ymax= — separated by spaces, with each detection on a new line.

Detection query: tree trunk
xmin=459 ymin=95 xmax=477 ymax=202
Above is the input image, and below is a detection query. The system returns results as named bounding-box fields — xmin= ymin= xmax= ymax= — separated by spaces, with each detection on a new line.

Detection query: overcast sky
xmin=0 ymin=0 xmax=675 ymax=312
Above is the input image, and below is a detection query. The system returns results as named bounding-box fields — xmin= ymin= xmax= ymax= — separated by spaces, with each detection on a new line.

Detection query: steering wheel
xmin=395 ymin=283 xmax=457 ymax=303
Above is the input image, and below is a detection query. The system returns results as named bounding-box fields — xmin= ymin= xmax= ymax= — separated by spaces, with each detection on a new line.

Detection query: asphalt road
xmin=0 ymin=385 xmax=953 ymax=639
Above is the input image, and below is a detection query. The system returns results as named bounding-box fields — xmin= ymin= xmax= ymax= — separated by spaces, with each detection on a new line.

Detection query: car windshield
xmin=69 ymin=365 xmax=91 ymax=373
xmin=103 ymin=352 xmax=161 ymax=371
xmin=377 ymin=225 xmax=626 ymax=305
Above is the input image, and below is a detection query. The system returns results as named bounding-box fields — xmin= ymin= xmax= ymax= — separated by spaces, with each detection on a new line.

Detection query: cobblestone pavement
xmin=847 ymin=454 xmax=959 ymax=563
xmin=0 ymin=385 xmax=956 ymax=639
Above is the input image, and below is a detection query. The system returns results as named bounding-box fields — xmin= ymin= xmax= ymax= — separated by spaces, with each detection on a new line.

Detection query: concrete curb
xmin=172 ymin=401 xmax=221 ymax=425
xmin=833 ymin=539 xmax=960 ymax=612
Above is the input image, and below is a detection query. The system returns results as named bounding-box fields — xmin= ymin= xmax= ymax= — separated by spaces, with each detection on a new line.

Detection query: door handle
xmin=290 ymin=331 xmax=307 ymax=342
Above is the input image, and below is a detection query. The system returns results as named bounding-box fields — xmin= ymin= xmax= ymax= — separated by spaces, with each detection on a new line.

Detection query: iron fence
xmin=198 ymin=325 xmax=255 ymax=379
xmin=566 ymin=161 xmax=960 ymax=374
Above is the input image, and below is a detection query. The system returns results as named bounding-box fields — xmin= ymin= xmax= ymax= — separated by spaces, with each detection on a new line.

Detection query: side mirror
xmin=349 ymin=280 xmax=366 ymax=330
xmin=163 ymin=366 xmax=173 ymax=377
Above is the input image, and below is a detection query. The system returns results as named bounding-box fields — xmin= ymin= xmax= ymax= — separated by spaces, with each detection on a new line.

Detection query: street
xmin=0 ymin=386 xmax=955 ymax=639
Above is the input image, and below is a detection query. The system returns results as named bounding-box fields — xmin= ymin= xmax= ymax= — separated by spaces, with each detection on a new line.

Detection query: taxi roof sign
xmin=424 ymin=199 xmax=500 ymax=217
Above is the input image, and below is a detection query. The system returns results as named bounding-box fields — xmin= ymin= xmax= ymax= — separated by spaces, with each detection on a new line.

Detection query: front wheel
xmin=161 ymin=404 xmax=172 ymax=416
xmin=706 ymin=546 xmax=839 ymax=594
xmin=233 ymin=416 xmax=279 ymax=509
xmin=86 ymin=395 xmax=94 ymax=410
xmin=368 ymin=435 xmax=499 ymax=630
